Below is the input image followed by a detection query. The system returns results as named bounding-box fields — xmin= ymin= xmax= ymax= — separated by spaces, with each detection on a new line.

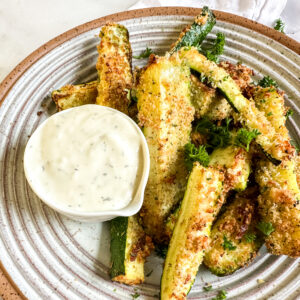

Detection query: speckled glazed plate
xmin=0 ymin=7 xmax=300 ymax=300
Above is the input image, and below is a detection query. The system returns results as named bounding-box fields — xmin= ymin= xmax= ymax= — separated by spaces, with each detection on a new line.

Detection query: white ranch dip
xmin=24 ymin=104 xmax=142 ymax=212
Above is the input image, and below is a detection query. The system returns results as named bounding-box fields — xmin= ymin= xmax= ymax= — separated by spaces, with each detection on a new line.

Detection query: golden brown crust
xmin=96 ymin=23 xmax=133 ymax=114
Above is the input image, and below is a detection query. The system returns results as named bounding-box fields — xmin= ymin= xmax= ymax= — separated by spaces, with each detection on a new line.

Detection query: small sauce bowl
xmin=24 ymin=105 xmax=150 ymax=222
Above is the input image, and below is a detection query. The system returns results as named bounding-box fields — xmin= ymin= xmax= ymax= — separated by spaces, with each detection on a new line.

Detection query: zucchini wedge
xmin=51 ymin=81 xmax=97 ymax=111
xmin=96 ymin=23 xmax=133 ymax=114
xmin=110 ymin=216 xmax=154 ymax=284
xmin=164 ymin=144 xmax=251 ymax=241
xmin=203 ymin=187 xmax=263 ymax=276
xmin=170 ymin=6 xmax=216 ymax=53
xmin=180 ymin=47 xmax=294 ymax=164
xmin=209 ymin=144 xmax=251 ymax=191
xmin=255 ymin=159 xmax=300 ymax=257
xmin=161 ymin=163 xmax=224 ymax=299
xmin=253 ymin=86 xmax=289 ymax=140
xmin=137 ymin=55 xmax=194 ymax=242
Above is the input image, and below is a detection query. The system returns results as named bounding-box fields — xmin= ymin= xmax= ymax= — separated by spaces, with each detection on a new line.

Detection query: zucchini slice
xmin=255 ymin=159 xmax=300 ymax=257
xmin=110 ymin=216 xmax=153 ymax=284
xmin=170 ymin=6 xmax=216 ymax=53
xmin=161 ymin=163 xmax=224 ymax=299
xmin=96 ymin=23 xmax=133 ymax=114
xmin=203 ymin=187 xmax=263 ymax=276
xmin=180 ymin=47 xmax=293 ymax=164
xmin=51 ymin=81 xmax=97 ymax=111
xmin=137 ymin=55 xmax=194 ymax=242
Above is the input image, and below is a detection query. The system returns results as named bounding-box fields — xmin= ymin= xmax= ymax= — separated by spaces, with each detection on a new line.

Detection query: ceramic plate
xmin=0 ymin=7 xmax=300 ymax=300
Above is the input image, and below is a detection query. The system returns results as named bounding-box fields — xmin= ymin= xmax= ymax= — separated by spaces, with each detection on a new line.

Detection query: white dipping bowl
xmin=24 ymin=104 xmax=150 ymax=222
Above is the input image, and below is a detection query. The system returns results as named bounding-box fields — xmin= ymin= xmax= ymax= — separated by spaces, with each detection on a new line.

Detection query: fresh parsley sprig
xmin=234 ymin=128 xmax=261 ymax=152
xmin=222 ymin=235 xmax=236 ymax=251
xmin=133 ymin=47 xmax=153 ymax=59
xmin=195 ymin=117 xmax=232 ymax=150
xmin=274 ymin=19 xmax=285 ymax=33
xmin=256 ymin=222 xmax=274 ymax=236
xmin=258 ymin=76 xmax=278 ymax=88
xmin=202 ymin=32 xmax=225 ymax=63
xmin=212 ymin=290 xmax=227 ymax=300
xmin=244 ymin=232 xmax=256 ymax=243
xmin=184 ymin=143 xmax=210 ymax=170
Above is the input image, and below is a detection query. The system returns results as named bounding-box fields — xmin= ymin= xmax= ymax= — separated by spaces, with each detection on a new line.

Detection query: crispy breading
xmin=96 ymin=23 xmax=133 ymax=114
xmin=255 ymin=159 xmax=300 ymax=257
xmin=204 ymin=187 xmax=263 ymax=276
xmin=51 ymin=81 xmax=97 ymax=111
xmin=137 ymin=54 xmax=194 ymax=242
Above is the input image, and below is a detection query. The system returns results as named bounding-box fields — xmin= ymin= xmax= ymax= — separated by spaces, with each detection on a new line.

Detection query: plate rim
xmin=0 ymin=6 xmax=299 ymax=300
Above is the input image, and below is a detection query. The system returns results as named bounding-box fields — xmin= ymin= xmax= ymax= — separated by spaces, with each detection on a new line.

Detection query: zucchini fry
xmin=137 ymin=55 xmax=194 ymax=242
xmin=161 ymin=163 xmax=224 ymax=299
xmin=254 ymin=85 xmax=300 ymax=257
xmin=96 ymin=23 xmax=133 ymax=114
xmin=52 ymin=81 xmax=97 ymax=111
xmin=170 ymin=6 xmax=216 ymax=53
xmin=180 ymin=47 xmax=294 ymax=164
xmin=255 ymin=159 xmax=300 ymax=257
xmin=110 ymin=216 xmax=154 ymax=285
xmin=204 ymin=187 xmax=263 ymax=276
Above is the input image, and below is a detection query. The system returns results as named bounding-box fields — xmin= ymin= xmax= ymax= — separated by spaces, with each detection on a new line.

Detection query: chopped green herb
xmin=234 ymin=128 xmax=261 ymax=152
xmin=258 ymin=76 xmax=278 ymax=88
xmin=274 ymin=19 xmax=285 ymax=33
xmin=131 ymin=292 xmax=140 ymax=299
xmin=260 ymin=99 xmax=266 ymax=103
xmin=212 ymin=290 xmax=227 ymax=300
xmin=244 ymin=232 xmax=256 ymax=243
xmin=184 ymin=143 xmax=210 ymax=170
xmin=285 ymin=108 xmax=294 ymax=118
xmin=133 ymin=47 xmax=153 ymax=59
xmin=222 ymin=235 xmax=236 ymax=251
xmin=256 ymin=222 xmax=274 ymax=236
xmin=195 ymin=117 xmax=232 ymax=150
xmin=203 ymin=285 xmax=213 ymax=292
xmin=146 ymin=270 xmax=153 ymax=277
xmin=113 ymin=288 xmax=117 ymax=292
xmin=203 ymin=32 xmax=225 ymax=63
xmin=267 ymin=112 xmax=273 ymax=116
xmin=290 ymin=140 xmax=300 ymax=152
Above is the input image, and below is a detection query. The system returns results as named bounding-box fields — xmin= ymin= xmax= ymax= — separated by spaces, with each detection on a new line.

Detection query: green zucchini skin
xmin=110 ymin=217 xmax=128 ymax=278
xmin=170 ymin=6 xmax=216 ymax=53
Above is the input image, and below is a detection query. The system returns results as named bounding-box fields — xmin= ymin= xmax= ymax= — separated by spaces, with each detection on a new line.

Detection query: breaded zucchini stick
xmin=161 ymin=163 xmax=224 ymax=299
xmin=52 ymin=81 xmax=97 ymax=111
xmin=137 ymin=54 xmax=194 ymax=242
xmin=254 ymin=86 xmax=300 ymax=257
xmin=203 ymin=187 xmax=263 ymax=276
xmin=96 ymin=23 xmax=133 ymax=114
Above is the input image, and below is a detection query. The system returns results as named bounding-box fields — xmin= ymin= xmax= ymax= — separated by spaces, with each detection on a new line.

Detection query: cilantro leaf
xmin=184 ymin=143 xmax=210 ymax=170
xmin=222 ymin=235 xmax=236 ymax=251
xmin=195 ymin=117 xmax=232 ymax=150
xmin=256 ymin=222 xmax=274 ymax=236
xmin=203 ymin=32 xmax=225 ymax=63
xmin=258 ymin=76 xmax=278 ymax=88
xmin=212 ymin=290 xmax=227 ymax=300
xmin=274 ymin=19 xmax=285 ymax=33
xmin=133 ymin=47 xmax=153 ymax=59
xmin=244 ymin=232 xmax=256 ymax=243
xmin=285 ymin=108 xmax=294 ymax=118
xmin=234 ymin=128 xmax=261 ymax=152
